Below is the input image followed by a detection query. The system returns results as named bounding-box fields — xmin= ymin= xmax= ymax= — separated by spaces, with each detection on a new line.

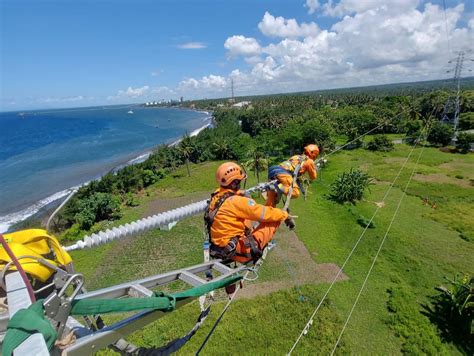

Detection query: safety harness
xmin=268 ymin=155 xmax=307 ymax=196
xmin=204 ymin=192 xmax=262 ymax=262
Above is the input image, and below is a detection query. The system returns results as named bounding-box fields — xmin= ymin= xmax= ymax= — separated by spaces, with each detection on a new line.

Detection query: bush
xmin=74 ymin=192 xmax=122 ymax=230
xmin=124 ymin=193 xmax=140 ymax=207
xmin=459 ymin=112 xmax=474 ymax=130
xmin=357 ymin=215 xmax=376 ymax=228
xmin=425 ymin=275 xmax=474 ymax=354
xmin=301 ymin=118 xmax=335 ymax=153
xmin=427 ymin=122 xmax=454 ymax=147
xmin=456 ymin=132 xmax=474 ymax=153
xmin=387 ymin=286 xmax=447 ymax=354
xmin=405 ymin=120 xmax=423 ymax=144
xmin=329 ymin=168 xmax=372 ymax=204
xmin=61 ymin=223 xmax=84 ymax=242
xmin=366 ymin=135 xmax=394 ymax=152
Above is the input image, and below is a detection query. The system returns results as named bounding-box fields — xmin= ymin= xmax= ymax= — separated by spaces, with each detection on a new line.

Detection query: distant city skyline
xmin=1 ymin=0 xmax=473 ymax=111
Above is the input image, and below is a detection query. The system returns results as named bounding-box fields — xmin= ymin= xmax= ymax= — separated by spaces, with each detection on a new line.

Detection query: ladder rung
xmin=179 ymin=272 xmax=206 ymax=286
xmin=212 ymin=262 xmax=234 ymax=275
xmin=128 ymin=284 xmax=154 ymax=298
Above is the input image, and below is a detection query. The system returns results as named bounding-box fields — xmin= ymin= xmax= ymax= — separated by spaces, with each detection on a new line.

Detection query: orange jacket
xmin=279 ymin=155 xmax=317 ymax=180
xmin=209 ymin=188 xmax=288 ymax=247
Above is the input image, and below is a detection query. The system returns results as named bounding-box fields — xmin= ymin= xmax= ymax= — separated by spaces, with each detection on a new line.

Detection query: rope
xmin=0 ymin=234 xmax=36 ymax=303
xmin=330 ymin=133 xmax=428 ymax=355
xmin=195 ymin=267 xmax=252 ymax=355
xmin=287 ymin=122 xmax=429 ymax=354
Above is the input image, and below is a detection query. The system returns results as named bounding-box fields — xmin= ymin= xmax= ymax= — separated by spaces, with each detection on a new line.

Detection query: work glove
xmin=285 ymin=215 xmax=296 ymax=230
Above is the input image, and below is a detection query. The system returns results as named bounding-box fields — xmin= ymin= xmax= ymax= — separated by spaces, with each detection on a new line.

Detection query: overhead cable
xmin=330 ymin=133 xmax=429 ymax=355
xmin=287 ymin=119 xmax=431 ymax=354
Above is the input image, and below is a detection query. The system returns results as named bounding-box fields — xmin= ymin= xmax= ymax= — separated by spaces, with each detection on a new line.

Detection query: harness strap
xmin=204 ymin=192 xmax=235 ymax=238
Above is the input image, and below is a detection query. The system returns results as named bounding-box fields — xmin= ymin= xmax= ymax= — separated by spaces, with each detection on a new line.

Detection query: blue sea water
xmin=0 ymin=105 xmax=211 ymax=231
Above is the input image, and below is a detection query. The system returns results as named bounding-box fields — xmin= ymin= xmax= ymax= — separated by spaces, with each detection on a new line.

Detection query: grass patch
xmin=64 ymin=142 xmax=473 ymax=354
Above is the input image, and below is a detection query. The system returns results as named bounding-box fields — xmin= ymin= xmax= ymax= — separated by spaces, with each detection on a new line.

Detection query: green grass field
xmin=69 ymin=143 xmax=473 ymax=355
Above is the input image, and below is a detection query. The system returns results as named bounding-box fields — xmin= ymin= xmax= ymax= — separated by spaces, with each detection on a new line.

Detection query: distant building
xmin=232 ymin=101 xmax=251 ymax=108
xmin=180 ymin=96 xmax=184 ymax=103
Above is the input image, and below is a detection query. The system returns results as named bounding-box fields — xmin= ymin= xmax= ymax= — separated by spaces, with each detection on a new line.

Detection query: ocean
xmin=0 ymin=105 xmax=211 ymax=232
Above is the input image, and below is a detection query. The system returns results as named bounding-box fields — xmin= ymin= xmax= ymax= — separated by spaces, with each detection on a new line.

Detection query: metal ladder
xmin=5 ymin=260 xmax=244 ymax=355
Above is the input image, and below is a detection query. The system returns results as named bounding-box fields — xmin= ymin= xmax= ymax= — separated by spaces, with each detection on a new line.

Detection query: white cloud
xmin=322 ymin=0 xmax=420 ymax=17
xmin=179 ymin=75 xmax=228 ymax=92
xmin=182 ymin=2 xmax=472 ymax=99
xmin=224 ymin=35 xmax=261 ymax=56
xmin=108 ymin=85 xmax=150 ymax=100
xmin=258 ymin=11 xmax=319 ymax=38
xmin=305 ymin=0 xmax=320 ymax=14
xmin=151 ymin=69 xmax=163 ymax=76
xmin=177 ymin=42 xmax=207 ymax=49
xmin=152 ymin=86 xmax=175 ymax=95
xmin=120 ymin=86 xmax=149 ymax=98
xmin=37 ymin=95 xmax=86 ymax=103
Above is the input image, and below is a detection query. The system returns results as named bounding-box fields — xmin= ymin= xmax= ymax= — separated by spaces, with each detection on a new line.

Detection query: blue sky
xmin=1 ymin=0 xmax=472 ymax=110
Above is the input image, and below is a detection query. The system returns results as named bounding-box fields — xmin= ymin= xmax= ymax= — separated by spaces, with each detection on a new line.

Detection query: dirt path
xmin=146 ymin=191 xmax=210 ymax=216
xmin=91 ymin=191 xmax=348 ymax=296
xmin=147 ymin=192 xmax=348 ymax=299
xmin=238 ymin=229 xmax=347 ymax=299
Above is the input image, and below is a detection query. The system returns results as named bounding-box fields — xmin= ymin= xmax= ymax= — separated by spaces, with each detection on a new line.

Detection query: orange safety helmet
xmin=216 ymin=162 xmax=247 ymax=187
xmin=304 ymin=144 xmax=320 ymax=159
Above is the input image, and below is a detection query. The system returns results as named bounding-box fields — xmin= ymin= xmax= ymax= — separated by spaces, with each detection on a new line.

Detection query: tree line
xmin=55 ymin=88 xmax=474 ymax=239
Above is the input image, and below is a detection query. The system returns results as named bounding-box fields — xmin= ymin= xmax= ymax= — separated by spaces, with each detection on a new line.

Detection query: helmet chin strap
xmin=228 ymin=180 xmax=242 ymax=191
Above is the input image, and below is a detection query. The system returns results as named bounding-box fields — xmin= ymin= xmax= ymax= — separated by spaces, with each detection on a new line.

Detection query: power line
xmin=195 ymin=112 xmax=406 ymax=354
xmin=442 ymin=0 xmax=451 ymax=54
xmin=287 ymin=120 xmax=430 ymax=354
xmin=330 ymin=129 xmax=429 ymax=355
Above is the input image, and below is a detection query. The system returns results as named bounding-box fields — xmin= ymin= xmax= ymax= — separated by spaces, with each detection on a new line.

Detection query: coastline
xmin=0 ymin=110 xmax=214 ymax=233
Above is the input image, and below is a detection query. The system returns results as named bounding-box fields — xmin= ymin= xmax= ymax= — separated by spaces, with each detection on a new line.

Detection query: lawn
xmin=69 ymin=142 xmax=473 ymax=355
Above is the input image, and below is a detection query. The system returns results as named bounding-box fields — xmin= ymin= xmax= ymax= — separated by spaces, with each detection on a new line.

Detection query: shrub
xmin=124 ymin=193 xmax=140 ymax=207
xmin=405 ymin=120 xmax=423 ymax=144
xmin=366 ymin=135 xmax=394 ymax=152
xmin=357 ymin=215 xmax=376 ymax=228
xmin=387 ymin=286 xmax=447 ymax=354
xmin=459 ymin=112 xmax=474 ymax=130
xmin=425 ymin=274 xmax=474 ymax=353
xmin=74 ymin=192 xmax=122 ymax=230
xmin=301 ymin=118 xmax=335 ymax=153
xmin=329 ymin=168 xmax=372 ymax=204
xmin=61 ymin=223 xmax=84 ymax=242
xmin=456 ymin=132 xmax=474 ymax=153
xmin=427 ymin=122 xmax=454 ymax=146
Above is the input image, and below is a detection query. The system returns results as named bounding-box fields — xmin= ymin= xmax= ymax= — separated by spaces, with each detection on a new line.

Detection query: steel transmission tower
xmin=442 ymin=50 xmax=473 ymax=143
xmin=231 ymin=78 xmax=235 ymax=103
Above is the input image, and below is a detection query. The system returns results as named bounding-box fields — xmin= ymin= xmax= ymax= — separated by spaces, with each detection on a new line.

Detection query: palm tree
xmin=243 ymin=149 xmax=268 ymax=183
xmin=212 ymin=140 xmax=231 ymax=159
xmin=178 ymin=134 xmax=194 ymax=177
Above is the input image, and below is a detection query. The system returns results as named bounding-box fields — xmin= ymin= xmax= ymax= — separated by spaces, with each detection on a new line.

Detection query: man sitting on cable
xmin=266 ymin=144 xmax=319 ymax=207
xmin=205 ymin=162 xmax=294 ymax=263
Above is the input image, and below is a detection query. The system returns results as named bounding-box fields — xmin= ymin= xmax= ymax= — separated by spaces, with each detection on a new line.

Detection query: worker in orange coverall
xmin=266 ymin=144 xmax=319 ymax=207
xmin=205 ymin=162 xmax=295 ymax=263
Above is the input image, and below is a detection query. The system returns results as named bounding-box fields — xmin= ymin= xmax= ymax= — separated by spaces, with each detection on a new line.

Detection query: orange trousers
xmin=265 ymin=173 xmax=300 ymax=207
xmin=233 ymin=221 xmax=281 ymax=263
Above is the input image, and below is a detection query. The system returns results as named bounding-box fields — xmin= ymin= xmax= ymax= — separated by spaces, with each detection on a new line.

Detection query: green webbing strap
xmin=70 ymin=274 xmax=242 ymax=315
xmin=2 ymin=301 xmax=57 ymax=356
xmin=3 ymin=274 xmax=242 ymax=354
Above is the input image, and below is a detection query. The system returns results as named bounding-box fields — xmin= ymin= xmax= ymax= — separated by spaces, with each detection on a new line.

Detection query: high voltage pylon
xmin=231 ymin=78 xmax=235 ymax=103
xmin=442 ymin=50 xmax=473 ymax=143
